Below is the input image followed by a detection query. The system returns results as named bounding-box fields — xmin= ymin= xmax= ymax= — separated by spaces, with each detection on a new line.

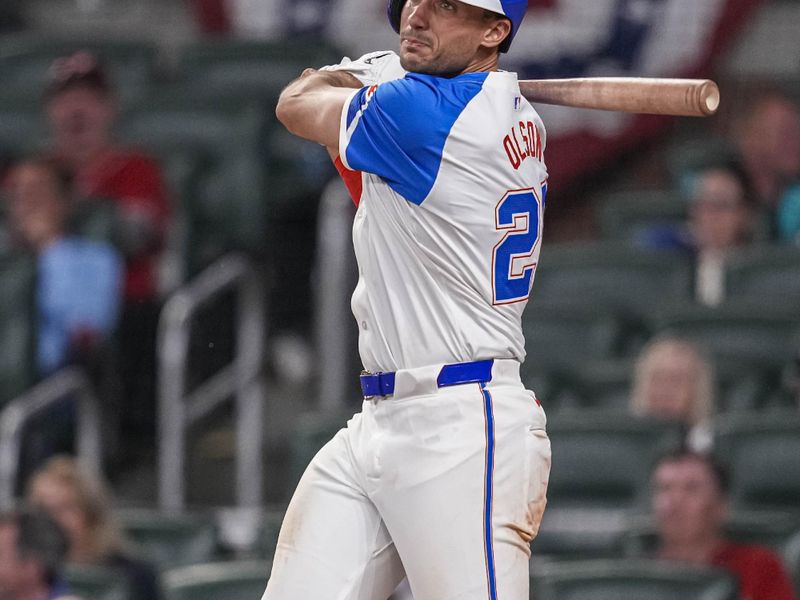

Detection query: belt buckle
xmin=361 ymin=369 xmax=377 ymax=400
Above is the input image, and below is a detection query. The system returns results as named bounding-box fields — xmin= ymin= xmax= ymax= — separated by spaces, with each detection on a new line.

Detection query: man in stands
xmin=651 ymin=448 xmax=797 ymax=600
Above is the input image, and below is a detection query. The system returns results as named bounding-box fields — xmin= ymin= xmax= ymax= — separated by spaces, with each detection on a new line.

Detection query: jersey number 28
xmin=492 ymin=188 xmax=543 ymax=305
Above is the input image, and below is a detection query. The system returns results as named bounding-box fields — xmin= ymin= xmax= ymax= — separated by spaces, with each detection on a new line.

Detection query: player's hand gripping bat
xmin=518 ymin=77 xmax=720 ymax=117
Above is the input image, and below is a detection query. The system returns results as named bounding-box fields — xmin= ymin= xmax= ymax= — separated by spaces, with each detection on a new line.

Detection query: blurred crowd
xmin=0 ymin=1 xmax=799 ymax=599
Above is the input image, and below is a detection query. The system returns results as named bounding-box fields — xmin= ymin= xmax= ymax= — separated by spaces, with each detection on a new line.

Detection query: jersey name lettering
xmin=503 ymin=121 xmax=543 ymax=170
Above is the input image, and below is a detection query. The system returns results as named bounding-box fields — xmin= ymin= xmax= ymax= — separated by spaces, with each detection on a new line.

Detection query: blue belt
xmin=360 ymin=359 xmax=494 ymax=398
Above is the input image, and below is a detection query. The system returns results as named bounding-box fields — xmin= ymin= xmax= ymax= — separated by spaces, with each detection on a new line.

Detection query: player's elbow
xmin=275 ymin=91 xmax=302 ymax=134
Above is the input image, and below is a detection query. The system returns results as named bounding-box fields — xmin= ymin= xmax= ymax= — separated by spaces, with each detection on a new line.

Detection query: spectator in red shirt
xmin=44 ymin=51 xmax=169 ymax=304
xmin=651 ymin=448 xmax=797 ymax=600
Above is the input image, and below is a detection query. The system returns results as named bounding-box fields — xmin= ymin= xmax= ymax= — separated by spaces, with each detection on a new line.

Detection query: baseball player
xmin=265 ymin=1 xmax=550 ymax=598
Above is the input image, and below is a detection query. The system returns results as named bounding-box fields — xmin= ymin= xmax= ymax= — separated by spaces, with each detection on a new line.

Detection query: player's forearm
xmin=276 ymin=69 xmax=363 ymax=149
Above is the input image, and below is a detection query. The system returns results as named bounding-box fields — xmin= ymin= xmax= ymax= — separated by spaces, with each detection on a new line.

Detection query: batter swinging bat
xmin=518 ymin=77 xmax=720 ymax=117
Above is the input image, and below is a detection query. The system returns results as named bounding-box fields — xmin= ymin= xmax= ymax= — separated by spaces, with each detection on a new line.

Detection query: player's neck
xmin=461 ymin=50 xmax=500 ymax=75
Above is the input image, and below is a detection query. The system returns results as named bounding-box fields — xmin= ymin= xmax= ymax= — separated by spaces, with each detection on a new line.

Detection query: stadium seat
xmin=532 ymin=506 xmax=631 ymax=562
xmin=596 ymin=189 xmax=687 ymax=242
xmin=622 ymin=511 xmax=800 ymax=558
xmin=544 ymin=412 xmax=682 ymax=510
xmin=173 ymin=39 xmax=342 ymax=103
xmin=116 ymin=95 xmax=269 ymax=275
xmin=521 ymin=300 xmax=622 ymax=375
xmin=162 ymin=560 xmax=270 ymax=600
xmin=116 ymin=509 xmax=219 ymax=569
xmin=650 ymin=302 xmax=800 ymax=374
xmin=0 ymin=35 xmax=158 ymax=104
xmin=532 ymin=241 xmax=693 ymax=326
xmin=724 ymin=244 xmax=800 ymax=306
xmin=64 ymin=564 xmax=132 ymax=600
xmin=0 ymin=253 xmax=36 ymax=407
xmin=550 ymin=359 xmax=634 ymax=413
xmin=0 ymin=101 xmax=47 ymax=160
xmin=713 ymin=411 xmax=800 ymax=512
xmin=530 ymin=558 xmax=738 ymax=600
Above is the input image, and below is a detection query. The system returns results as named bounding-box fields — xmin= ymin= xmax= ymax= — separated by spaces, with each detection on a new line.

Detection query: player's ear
xmin=481 ymin=16 xmax=511 ymax=50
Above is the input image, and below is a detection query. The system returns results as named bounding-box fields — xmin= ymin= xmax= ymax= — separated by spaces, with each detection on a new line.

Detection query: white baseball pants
xmin=262 ymin=359 xmax=550 ymax=600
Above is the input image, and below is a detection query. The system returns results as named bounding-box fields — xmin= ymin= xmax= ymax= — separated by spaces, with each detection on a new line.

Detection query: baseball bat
xmin=518 ymin=77 xmax=720 ymax=117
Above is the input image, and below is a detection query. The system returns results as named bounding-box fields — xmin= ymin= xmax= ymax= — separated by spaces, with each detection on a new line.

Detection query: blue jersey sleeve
xmin=340 ymin=72 xmax=488 ymax=205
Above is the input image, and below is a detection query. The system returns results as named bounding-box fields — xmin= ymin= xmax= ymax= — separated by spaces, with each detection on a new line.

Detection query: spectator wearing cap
xmin=0 ymin=508 xmax=80 ymax=600
xmin=651 ymin=449 xmax=797 ymax=600
xmin=44 ymin=51 xmax=170 ymax=305
xmin=44 ymin=52 xmax=171 ymax=445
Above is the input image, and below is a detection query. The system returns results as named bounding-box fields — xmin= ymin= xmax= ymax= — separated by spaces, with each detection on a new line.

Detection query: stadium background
xmin=0 ymin=0 xmax=799 ymax=598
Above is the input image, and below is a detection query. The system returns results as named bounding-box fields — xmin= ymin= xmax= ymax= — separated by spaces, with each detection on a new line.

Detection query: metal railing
xmin=0 ymin=367 xmax=102 ymax=507
xmin=157 ymin=254 xmax=266 ymax=511
xmin=313 ymin=179 xmax=359 ymax=411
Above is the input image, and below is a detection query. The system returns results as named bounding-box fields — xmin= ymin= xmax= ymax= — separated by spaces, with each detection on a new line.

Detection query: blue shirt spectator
xmin=37 ymin=237 xmax=122 ymax=374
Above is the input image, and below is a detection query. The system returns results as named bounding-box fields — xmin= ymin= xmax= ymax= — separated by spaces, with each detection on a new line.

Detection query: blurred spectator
xmin=651 ymin=449 xmax=797 ymax=600
xmin=4 ymin=156 xmax=123 ymax=487
xmin=44 ymin=52 xmax=170 ymax=305
xmin=5 ymin=157 xmax=122 ymax=377
xmin=44 ymin=52 xmax=171 ymax=444
xmin=730 ymin=90 xmax=800 ymax=243
xmin=630 ymin=337 xmax=714 ymax=452
xmin=0 ymin=508 xmax=77 ymax=600
xmin=27 ymin=456 xmax=163 ymax=600
xmin=642 ymin=160 xmax=757 ymax=306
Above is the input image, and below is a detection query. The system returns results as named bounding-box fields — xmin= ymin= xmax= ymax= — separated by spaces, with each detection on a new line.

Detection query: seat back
xmin=116 ymin=509 xmax=219 ymax=569
xmin=64 ymin=564 xmax=132 ymax=600
xmin=714 ymin=411 xmax=800 ymax=511
xmin=530 ymin=559 xmax=739 ymax=600
xmin=0 ymin=253 xmax=36 ymax=406
xmin=725 ymin=245 xmax=800 ymax=305
xmin=533 ymin=242 xmax=693 ymax=323
xmin=545 ymin=413 xmax=682 ymax=509
xmin=0 ymin=35 xmax=158 ymax=104
xmin=163 ymin=560 xmax=270 ymax=600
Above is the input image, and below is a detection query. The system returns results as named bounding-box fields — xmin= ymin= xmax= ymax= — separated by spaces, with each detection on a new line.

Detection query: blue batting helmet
xmin=387 ymin=0 xmax=528 ymax=53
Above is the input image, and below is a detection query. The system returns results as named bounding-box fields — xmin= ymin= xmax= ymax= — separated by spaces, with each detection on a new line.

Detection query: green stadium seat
xmin=622 ymin=511 xmax=800 ymax=558
xmin=650 ymin=302 xmax=800 ymax=374
xmin=0 ymin=35 xmax=158 ymax=105
xmin=725 ymin=244 xmax=800 ymax=305
xmin=173 ymin=39 xmax=343 ymax=103
xmin=596 ymin=189 xmax=687 ymax=241
xmin=64 ymin=564 xmax=132 ymax=600
xmin=530 ymin=559 xmax=738 ymax=600
xmin=713 ymin=411 xmax=800 ymax=512
xmin=0 ymin=253 xmax=36 ymax=406
xmin=116 ymin=509 xmax=219 ymax=569
xmin=0 ymin=101 xmax=47 ymax=159
xmin=521 ymin=301 xmax=622 ymax=375
xmin=545 ymin=412 xmax=682 ymax=510
xmin=551 ymin=359 xmax=633 ymax=413
xmin=532 ymin=507 xmax=631 ymax=562
xmin=532 ymin=242 xmax=693 ymax=325
xmin=116 ymin=95 xmax=269 ymax=275
xmin=163 ymin=560 xmax=270 ymax=600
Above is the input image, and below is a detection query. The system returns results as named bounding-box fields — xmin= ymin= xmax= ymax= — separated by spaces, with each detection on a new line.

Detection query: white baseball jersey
xmin=338 ymin=69 xmax=548 ymax=373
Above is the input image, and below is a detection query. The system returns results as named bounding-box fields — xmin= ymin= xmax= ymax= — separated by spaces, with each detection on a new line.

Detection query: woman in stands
xmin=26 ymin=456 xmax=163 ymax=600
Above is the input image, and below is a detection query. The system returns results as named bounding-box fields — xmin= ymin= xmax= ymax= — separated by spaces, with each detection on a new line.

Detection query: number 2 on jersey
xmin=492 ymin=188 xmax=542 ymax=305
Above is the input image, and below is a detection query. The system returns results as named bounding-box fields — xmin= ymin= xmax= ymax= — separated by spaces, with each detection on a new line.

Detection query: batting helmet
xmin=387 ymin=0 xmax=528 ymax=53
